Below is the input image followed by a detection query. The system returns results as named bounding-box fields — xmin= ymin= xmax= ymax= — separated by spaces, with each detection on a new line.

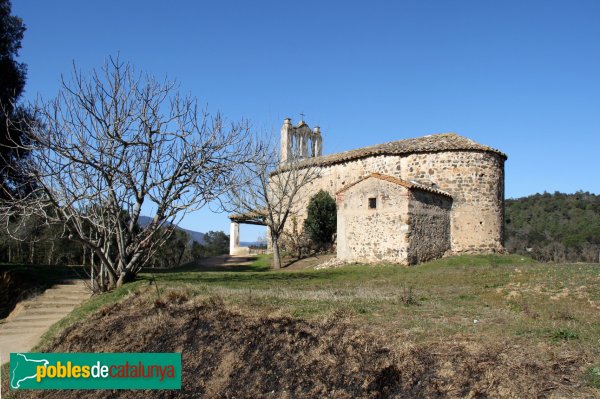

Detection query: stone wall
xmin=286 ymin=154 xmax=404 ymax=221
xmin=401 ymin=151 xmax=505 ymax=253
xmin=275 ymin=149 xmax=505 ymax=255
xmin=407 ymin=190 xmax=452 ymax=263
xmin=336 ymin=178 xmax=410 ymax=263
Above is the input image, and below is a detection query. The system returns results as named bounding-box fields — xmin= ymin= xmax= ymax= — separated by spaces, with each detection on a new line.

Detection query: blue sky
xmin=12 ymin=1 xmax=600 ymax=240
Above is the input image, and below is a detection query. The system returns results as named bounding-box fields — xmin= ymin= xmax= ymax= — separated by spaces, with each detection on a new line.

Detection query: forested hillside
xmin=505 ymin=192 xmax=600 ymax=262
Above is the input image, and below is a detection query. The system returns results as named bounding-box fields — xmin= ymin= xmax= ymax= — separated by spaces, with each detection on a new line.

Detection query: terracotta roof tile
xmin=228 ymin=210 xmax=267 ymax=225
xmin=278 ymin=133 xmax=506 ymax=172
xmin=336 ymin=173 xmax=452 ymax=198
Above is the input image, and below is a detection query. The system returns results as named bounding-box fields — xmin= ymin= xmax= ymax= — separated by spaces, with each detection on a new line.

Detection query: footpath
xmin=0 ymin=279 xmax=89 ymax=365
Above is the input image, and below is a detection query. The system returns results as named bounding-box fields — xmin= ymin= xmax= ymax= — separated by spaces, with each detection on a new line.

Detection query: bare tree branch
xmin=1 ymin=56 xmax=252 ymax=289
xmin=226 ymin=131 xmax=319 ymax=269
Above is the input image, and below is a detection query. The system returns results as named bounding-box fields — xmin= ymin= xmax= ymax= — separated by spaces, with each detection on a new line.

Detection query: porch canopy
xmin=227 ymin=210 xmax=267 ymax=255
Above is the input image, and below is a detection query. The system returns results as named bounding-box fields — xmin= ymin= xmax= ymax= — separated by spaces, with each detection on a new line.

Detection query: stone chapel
xmin=230 ymin=118 xmax=507 ymax=265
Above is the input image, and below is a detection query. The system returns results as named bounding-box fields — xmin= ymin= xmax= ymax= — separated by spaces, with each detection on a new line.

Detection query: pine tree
xmin=0 ymin=0 xmax=30 ymax=198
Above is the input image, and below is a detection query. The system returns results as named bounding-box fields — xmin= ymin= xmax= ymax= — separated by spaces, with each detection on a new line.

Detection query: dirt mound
xmin=11 ymin=290 xmax=596 ymax=398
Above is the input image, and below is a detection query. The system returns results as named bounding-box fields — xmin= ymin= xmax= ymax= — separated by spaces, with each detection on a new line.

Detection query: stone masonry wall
xmin=401 ymin=151 xmax=504 ymax=253
xmin=336 ymin=178 xmax=410 ymax=263
xmin=287 ymin=154 xmax=404 ymax=221
xmin=275 ymin=149 xmax=505 ymax=255
xmin=407 ymin=190 xmax=452 ymax=263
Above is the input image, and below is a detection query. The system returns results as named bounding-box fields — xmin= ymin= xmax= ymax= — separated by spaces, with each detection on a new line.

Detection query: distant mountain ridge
xmin=137 ymin=216 xmax=205 ymax=244
xmin=137 ymin=216 xmax=266 ymax=247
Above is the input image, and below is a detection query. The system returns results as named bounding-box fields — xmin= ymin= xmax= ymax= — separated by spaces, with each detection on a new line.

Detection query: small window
xmin=368 ymin=197 xmax=377 ymax=209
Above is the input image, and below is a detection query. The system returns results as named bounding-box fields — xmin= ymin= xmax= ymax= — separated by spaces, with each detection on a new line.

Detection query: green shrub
xmin=303 ymin=190 xmax=337 ymax=249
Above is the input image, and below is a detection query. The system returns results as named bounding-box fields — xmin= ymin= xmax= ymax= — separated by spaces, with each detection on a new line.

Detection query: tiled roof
xmin=228 ymin=209 xmax=267 ymax=225
xmin=336 ymin=173 xmax=452 ymax=198
xmin=278 ymin=133 xmax=507 ymax=172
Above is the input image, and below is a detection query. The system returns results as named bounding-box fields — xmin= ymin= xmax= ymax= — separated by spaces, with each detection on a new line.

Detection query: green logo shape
xmin=10 ymin=352 xmax=181 ymax=390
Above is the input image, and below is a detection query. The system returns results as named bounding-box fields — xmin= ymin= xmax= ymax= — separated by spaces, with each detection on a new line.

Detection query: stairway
xmin=0 ymin=279 xmax=90 ymax=365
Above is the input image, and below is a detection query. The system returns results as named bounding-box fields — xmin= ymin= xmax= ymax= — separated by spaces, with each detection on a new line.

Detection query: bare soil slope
xmin=11 ymin=290 xmax=596 ymax=399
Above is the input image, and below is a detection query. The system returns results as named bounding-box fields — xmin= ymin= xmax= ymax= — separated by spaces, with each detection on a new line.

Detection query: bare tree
xmin=227 ymin=133 xmax=319 ymax=269
xmin=1 ymin=57 xmax=251 ymax=289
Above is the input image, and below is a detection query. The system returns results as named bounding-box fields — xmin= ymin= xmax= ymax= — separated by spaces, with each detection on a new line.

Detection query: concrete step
xmin=0 ymin=278 xmax=90 ymax=364
xmin=1 ymin=321 xmax=54 ymax=329
xmin=0 ymin=326 xmax=49 ymax=335
xmin=5 ymin=315 xmax=65 ymax=323
xmin=43 ymin=286 xmax=89 ymax=292
xmin=51 ymin=287 xmax=88 ymax=292
xmin=1 ymin=316 xmax=65 ymax=328
xmin=40 ymin=288 xmax=91 ymax=297
xmin=38 ymin=296 xmax=89 ymax=303
xmin=34 ymin=295 xmax=90 ymax=303
xmin=16 ymin=308 xmax=73 ymax=317
xmin=24 ymin=301 xmax=82 ymax=309
xmin=61 ymin=279 xmax=87 ymax=284
xmin=50 ymin=283 xmax=88 ymax=290
xmin=5 ymin=312 xmax=66 ymax=321
xmin=1 ymin=321 xmax=52 ymax=330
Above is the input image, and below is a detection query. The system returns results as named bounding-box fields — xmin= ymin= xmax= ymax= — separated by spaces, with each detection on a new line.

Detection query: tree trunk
xmin=100 ymin=262 xmax=104 ymax=291
xmin=116 ymin=270 xmax=136 ymax=288
xmin=47 ymin=240 xmax=55 ymax=265
xmin=272 ymin=237 xmax=281 ymax=269
xmin=107 ymin=270 xmax=116 ymax=290
xmin=177 ymin=247 xmax=185 ymax=266
xmin=90 ymin=258 xmax=95 ymax=289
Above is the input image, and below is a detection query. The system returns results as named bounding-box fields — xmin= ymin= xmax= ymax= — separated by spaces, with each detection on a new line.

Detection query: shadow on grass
xmin=140 ymin=269 xmax=337 ymax=286
xmin=281 ymin=253 xmax=320 ymax=268
xmin=139 ymin=266 xmax=349 ymax=289
xmin=137 ymin=254 xmax=537 ymax=290
xmin=0 ymin=263 xmax=88 ymax=280
xmin=149 ymin=264 xmax=264 ymax=273
xmin=147 ymin=255 xmax=271 ymax=274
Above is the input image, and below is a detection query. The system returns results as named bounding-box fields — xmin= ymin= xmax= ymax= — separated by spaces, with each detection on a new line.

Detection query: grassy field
xmin=3 ymin=254 xmax=599 ymax=397
xmin=40 ymin=254 xmax=600 ymax=356
xmin=147 ymin=254 xmax=600 ymax=344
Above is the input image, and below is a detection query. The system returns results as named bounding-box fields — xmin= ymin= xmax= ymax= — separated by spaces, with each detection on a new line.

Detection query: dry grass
xmin=3 ymin=254 xmax=600 ymax=397
xmin=5 ymin=291 xmax=598 ymax=398
xmin=147 ymin=254 xmax=600 ymax=351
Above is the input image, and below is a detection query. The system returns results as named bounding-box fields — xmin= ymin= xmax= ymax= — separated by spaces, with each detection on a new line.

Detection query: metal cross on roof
xmin=300 ymin=112 xmax=305 ymax=121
